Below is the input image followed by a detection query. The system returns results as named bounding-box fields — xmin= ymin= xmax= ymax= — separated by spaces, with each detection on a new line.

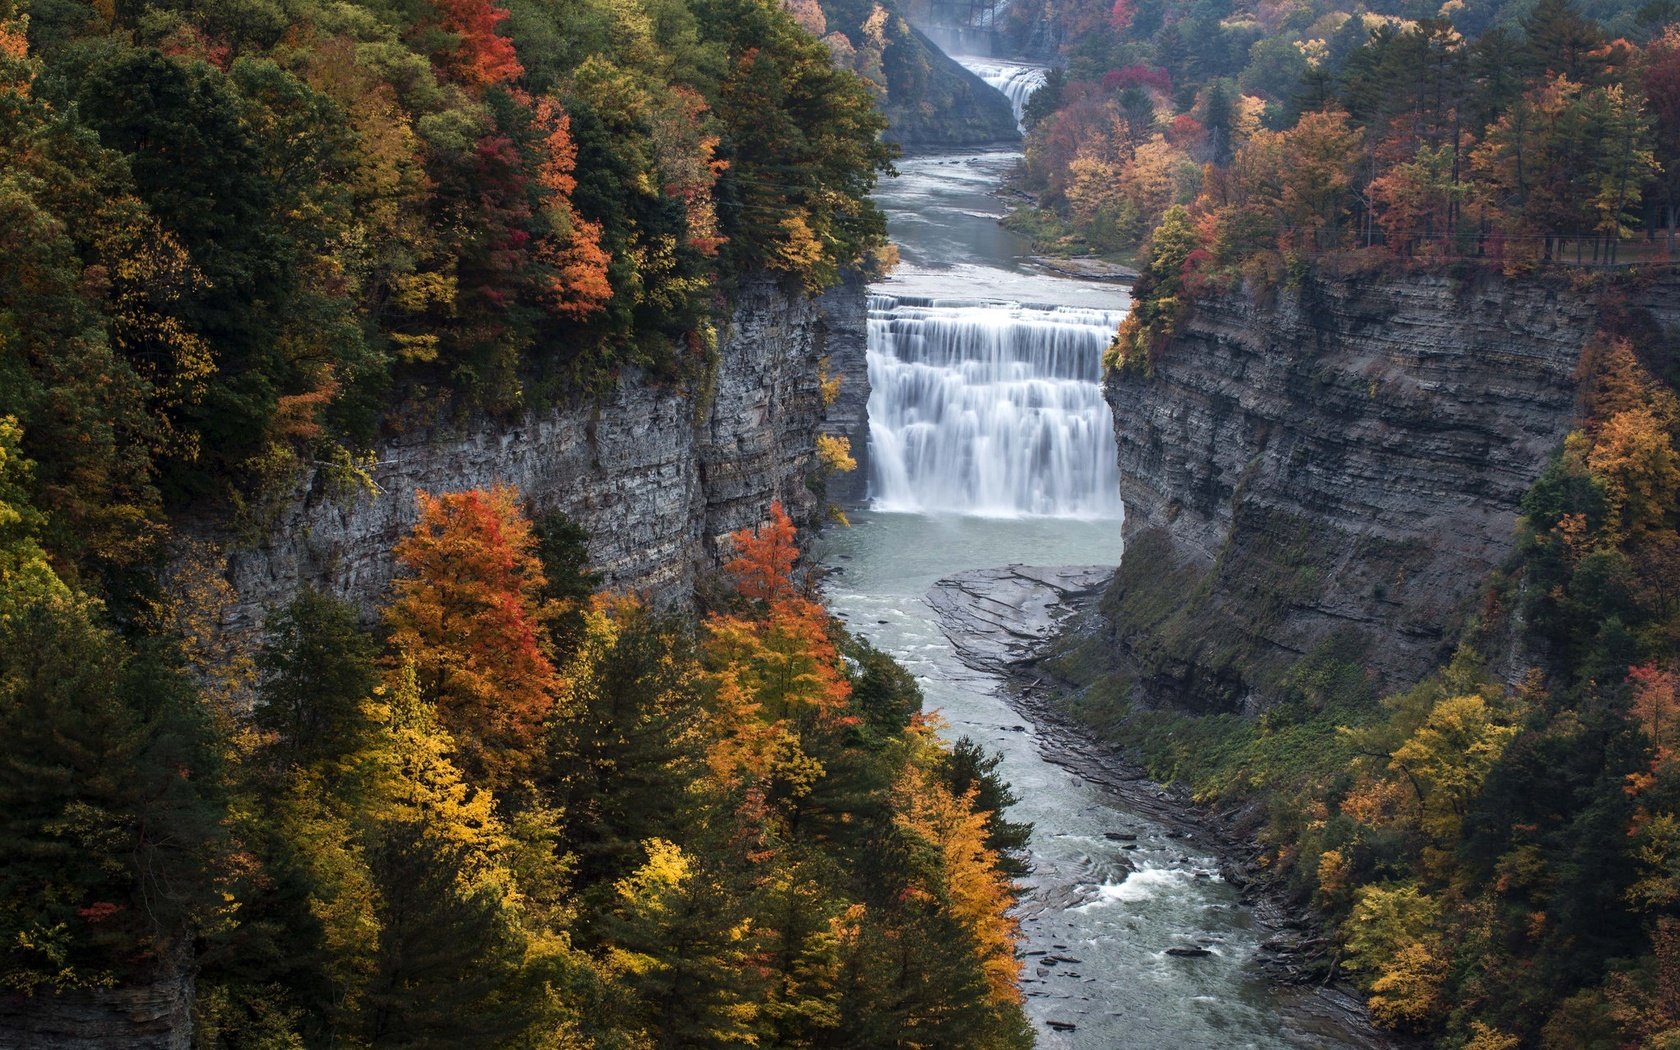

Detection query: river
xmin=813 ymin=59 xmax=1365 ymax=1049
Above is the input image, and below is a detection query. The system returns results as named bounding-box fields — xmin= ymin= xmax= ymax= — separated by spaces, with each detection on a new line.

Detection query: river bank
xmin=924 ymin=565 xmax=1401 ymax=1050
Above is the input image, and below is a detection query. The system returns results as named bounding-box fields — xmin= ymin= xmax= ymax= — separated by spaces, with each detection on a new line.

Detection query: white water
xmin=867 ymin=294 xmax=1124 ymax=517
xmin=959 ymin=58 xmax=1048 ymax=127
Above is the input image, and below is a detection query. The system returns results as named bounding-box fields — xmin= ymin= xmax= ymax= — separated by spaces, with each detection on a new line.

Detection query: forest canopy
xmin=0 ymin=0 xmax=891 ymax=584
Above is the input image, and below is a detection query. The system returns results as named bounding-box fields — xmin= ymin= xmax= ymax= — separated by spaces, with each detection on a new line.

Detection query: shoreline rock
xmin=926 ymin=562 xmax=1405 ymax=1050
xmin=1023 ymin=256 xmax=1139 ymax=282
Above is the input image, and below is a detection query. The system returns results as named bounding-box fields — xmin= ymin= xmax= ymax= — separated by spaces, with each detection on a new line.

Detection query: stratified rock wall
xmin=1098 ymin=269 xmax=1680 ymax=711
xmin=218 ymin=273 xmax=836 ymax=638
xmin=0 ymin=944 xmax=193 ymax=1050
xmin=877 ymin=23 xmax=1019 ymax=148
xmin=816 ymin=271 xmax=871 ymax=505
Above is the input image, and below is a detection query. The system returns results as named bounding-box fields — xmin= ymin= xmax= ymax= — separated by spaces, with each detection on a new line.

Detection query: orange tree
xmin=384 ymin=485 xmax=559 ymax=785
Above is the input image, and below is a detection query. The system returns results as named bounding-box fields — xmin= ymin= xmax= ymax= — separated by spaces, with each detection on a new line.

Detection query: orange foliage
xmin=704 ymin=503 xmax=852 ymax=788
xmin=1629 ymin=663 xmax=1680 ymax=759
xmin=531 ymin=97 xmax=613 ymax=320
xmin=893 ymin=762 xmax=1023 ymax=1007
xmin=725 ymin=500 xmax=801 ymax=603
xmin=431 ymin=0 xmax=524 ymax=92
xmin=385 ymin=485 xmax=559 ymax=782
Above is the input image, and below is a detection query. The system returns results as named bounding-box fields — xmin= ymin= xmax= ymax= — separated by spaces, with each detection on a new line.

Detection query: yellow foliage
xmin=815 ymin=434 xmax=856 ymax=474
xmin=1588 ymin=407 xmax=1680 ymax=542
xmin=774 ymin=214 xmax=828 ymax=288
xmin=363 ymin=662 xmax=512 ymax=875
xmin=1390 ymin=694 xmax=1518 ymax=841
xmin=1317 ymin=848 xmax=1350 ymax=898
xmin=1367 ymin=940 xmax=1447 ymax=1028
xmin=1463 ymin=1020 xmax=1520 ymax=1049
xmin=817 ymin=357 xmax=842 ymax=407
xmin=892 ymin=763 xmax=1023 ymax=1008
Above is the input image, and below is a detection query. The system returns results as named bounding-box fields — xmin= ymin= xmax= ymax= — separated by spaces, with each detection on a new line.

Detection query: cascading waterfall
xmin=867 ymin=294 xmax=1125 ymax=518
xmin=959 ymin=60 xmax=1047 ymax=128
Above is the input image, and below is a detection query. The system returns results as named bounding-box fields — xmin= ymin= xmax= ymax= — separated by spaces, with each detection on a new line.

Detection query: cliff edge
xmin=1085 ymin=267 xmax=1680 ymax=712
xmin=215 ymin=273 xmax=841 ymax=638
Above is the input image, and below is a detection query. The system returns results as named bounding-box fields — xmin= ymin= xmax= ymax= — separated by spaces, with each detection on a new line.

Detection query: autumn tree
xmin=384 ymin=486 xmax=560 ymax=784
xmin=704 ymin=502 xmax=852 ymax=808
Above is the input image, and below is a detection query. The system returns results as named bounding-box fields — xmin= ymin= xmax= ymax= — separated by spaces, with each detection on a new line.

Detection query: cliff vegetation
xmin=1051 ymin=198 xmax=1680 ymax=1050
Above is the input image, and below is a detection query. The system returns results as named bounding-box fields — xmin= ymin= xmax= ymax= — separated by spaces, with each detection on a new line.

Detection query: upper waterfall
xmin=956 ymin=59 xmax=1047 ymax=128
xmin=867 ymin=293 xmax=1125 ymax=519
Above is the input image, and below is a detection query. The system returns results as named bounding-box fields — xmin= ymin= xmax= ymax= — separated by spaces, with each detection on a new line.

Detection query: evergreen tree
xmin=255 ymin=589 xmax=378 ymax=769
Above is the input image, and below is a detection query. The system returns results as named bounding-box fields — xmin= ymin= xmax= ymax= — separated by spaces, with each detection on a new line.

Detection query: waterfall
xmin=958 ymin=60 xmax=1047 ymax=128
xmin=866 ymin=293 xmax=1125 ymax=519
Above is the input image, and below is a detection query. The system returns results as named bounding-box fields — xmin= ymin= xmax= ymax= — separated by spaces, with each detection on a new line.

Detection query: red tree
xmin=431 ymin=0 xmax=523 ymax=92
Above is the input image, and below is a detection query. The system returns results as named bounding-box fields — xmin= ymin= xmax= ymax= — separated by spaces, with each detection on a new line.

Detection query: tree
xmin=428 ymin=0 xmax=525 ymax=92
xmin=385 ymin=486 xmax=560 ymax=784
xmin=1643 ymin=26 xmax=1680 ymax=250
xmin=1344 ymin=882 xmax=1446 ymax=1029
xmin=0 ymin=592 xmax=223 ymax=992
xmin=1277 ymin=108 xmax=1362 ymax=252
xmin=1389 ymin=693 xmax=1519 ymax=842
xmin=937 ymin=737 xmax=1033 ymax=877
xmin=545 ymin=594 xmax=706 ymax=888
xmin=891 ymin=763 xmax=1021 ymax=1008
xmin=703 ymin=502 xmax=851 ymax=802
xmin=255 ymin=590 xmax=378 ymax=769
xmin=600 ymin=838 xmax=763 ymax=1048
xmin=1587 ymin=407 xmax=1680 ymax=542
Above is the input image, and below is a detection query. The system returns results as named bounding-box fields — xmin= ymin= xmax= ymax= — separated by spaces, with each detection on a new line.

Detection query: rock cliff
xmin=877 ymin=22 xmax=1019 ymax=148
xmin=1088 ymin=268 xmax=1680 ymax=712
xmin=815 ymin=0 xmax=1019 ymax=149
xmin=815 ymin=271 xmax=871 ymax=505
xmin=217 ymin=273 xmax=839 ymax=638
xmin=0 ymin=943 xmax=192 ymax=1050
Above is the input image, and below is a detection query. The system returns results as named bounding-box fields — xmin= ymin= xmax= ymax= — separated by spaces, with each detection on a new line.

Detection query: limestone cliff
xmin=217 ymin=273 xmax=839 ymax=638
xmin=1087 ymin=268 xmax=1680 ymax=712
xmin=877 ymin=22 xmax=1019 ymax=148
xmin=816 ymin=271 xmax=871 ymax=505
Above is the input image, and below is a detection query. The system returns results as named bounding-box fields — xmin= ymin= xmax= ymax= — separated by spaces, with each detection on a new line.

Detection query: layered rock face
xmin=1096 ymin=269 xmax=1680 ymax=712
xmin=0 ymin=944 xmax=192 ymax=1050
xmin=218 ymin=274 xmax=837 ymax=638
xmin=815 ymin=271 xmax=871 ymax=505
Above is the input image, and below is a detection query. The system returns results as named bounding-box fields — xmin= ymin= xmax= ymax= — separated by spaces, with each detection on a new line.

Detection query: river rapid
xmin=814 ymin=60 xmax=1371 ymax=1049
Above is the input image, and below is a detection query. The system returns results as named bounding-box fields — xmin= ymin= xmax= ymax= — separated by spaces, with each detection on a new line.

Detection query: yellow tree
xmin=1587 ymin=407 xmax=1680 ymax=542
xmin=1389 ymin=693 xmax=1519 ymax=843
xmin=892 ymin=760 xmax=1022 ymax=1010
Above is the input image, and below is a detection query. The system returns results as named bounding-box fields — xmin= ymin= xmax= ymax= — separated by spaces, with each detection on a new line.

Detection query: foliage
xmin=385 ymin=485 xmax=560 ymax=786
xmin=1012 ymin=0 xmax=1680 ymax=299
xmin=0 ymin=0 xmax=890 ymax=539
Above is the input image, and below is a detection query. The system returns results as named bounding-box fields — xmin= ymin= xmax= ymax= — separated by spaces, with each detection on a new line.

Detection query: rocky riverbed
xmin=926 ymin=563 xmax=1401 ymax=1050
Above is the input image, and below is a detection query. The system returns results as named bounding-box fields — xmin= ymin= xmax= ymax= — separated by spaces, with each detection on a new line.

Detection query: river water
xmin=813 ymin=61 xmax=1350 ymax=1049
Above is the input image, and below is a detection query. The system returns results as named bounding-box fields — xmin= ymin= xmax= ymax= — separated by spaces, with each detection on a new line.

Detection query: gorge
xmin=10 ymin=0 xmax=1680 ymax=1037
xmin=818 ymin=53 xmax=1391 ymax=1047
